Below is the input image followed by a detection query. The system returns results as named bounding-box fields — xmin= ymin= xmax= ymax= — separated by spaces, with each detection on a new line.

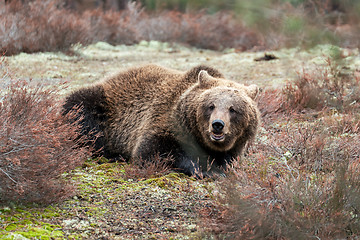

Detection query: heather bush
xmin=149 ymin=0 xmax=360 ymax=48
xmin=180 ymin=11 xmax=260 ymax=51
xmin=201 ymin=57 xmax=360 ymax=239
xmin=282 ymin=57 xmax=360 ymax=112
xmin=0 ymin=0 xmax=91 ymax=55
xmin=201 ymin=118 xmax=360 ymax=239
xmin=123 ymin=154 xmax=174 ymax=180
xmin=257 ymin=55 xmax=360 ymax=118
xmin=2 ymin=0 xmax=360 ymax=54
xmin=0 ymin=72 xmax=91 ymax=204
xmin=0 ymin=0 xmax=260 ymax=55
xmin=81 ymin=3 xmax=140 ymax=45
xmin=134 ymin=9 xmax=260 ymax=50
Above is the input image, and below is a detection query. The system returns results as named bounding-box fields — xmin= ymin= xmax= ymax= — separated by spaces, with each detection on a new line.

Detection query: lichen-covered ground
xmin=1 ymin=41 xmax=359 ymax=239
xmin=4 ymin=41 xmax=359 ymax=91
xmin=1 ymin=159 xmax=216 ymax=239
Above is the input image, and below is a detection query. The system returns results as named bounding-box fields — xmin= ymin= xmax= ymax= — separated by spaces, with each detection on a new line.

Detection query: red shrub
xmin=282 ymin=58 xmax=360 ymax=112
xmin=135 ymin=10 xmax=260 ymax=50
xmin=215 ymin=54 xmax=360 ymax=239
xmin=123 ymin=154 xmax=174 ymax=180
xmin=82 ymin=4 xmax=140 ymax=45
xmin=200 ymin=118 xmax=360 ymax=239
xmin=0 ymin=77 xmax=91 ymax=204
xmin=0 ymin=0 xmax=261 ymax=55
xmin=257 ymin=88 xmax=286 ymax=120
xmin=1 ymin=0 xmax=90 ymax=55
xmin=259 ymin=58 xmax=360 ymax=122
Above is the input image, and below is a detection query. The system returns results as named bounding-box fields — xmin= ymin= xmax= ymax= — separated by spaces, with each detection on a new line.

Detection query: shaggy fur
xmin=63 ymin=65 xmax=260 ymax=176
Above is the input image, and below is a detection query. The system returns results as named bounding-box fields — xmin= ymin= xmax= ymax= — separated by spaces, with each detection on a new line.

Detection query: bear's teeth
xmin=211 ymin=132 xmax=225 ymax=141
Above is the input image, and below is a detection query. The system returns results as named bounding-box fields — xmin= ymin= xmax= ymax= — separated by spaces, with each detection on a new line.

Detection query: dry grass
xmin=123 ymin=154 xmax=174 ymax=180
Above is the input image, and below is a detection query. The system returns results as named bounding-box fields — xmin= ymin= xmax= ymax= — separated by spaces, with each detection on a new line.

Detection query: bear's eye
xmin=209 ymin=105 xmax=215 ymax=111
xmin=229 ymin=107 xmax=236 ymax=113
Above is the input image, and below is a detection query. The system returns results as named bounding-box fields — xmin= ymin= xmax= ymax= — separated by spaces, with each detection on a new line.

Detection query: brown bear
xmin=63 ymin=65 xmax=260 ymax=176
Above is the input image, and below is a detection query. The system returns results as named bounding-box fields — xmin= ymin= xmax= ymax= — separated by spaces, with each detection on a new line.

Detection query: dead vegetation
xmin=2 ymin=0 xmax=360 ymax=56
xmin=200 ymin=58 xmax=360 ymax=239
xmin=0 ymin=0 xmax=260 ymax=55
xmin=0 ymin=60 xmax=91 ymax=204
xmin=123 ymin=154 xmax=174 ymax=180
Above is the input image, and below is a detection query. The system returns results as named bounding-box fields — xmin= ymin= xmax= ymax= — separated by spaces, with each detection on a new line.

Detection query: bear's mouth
xmin=210 ymin=132 xmax=225 ymax=141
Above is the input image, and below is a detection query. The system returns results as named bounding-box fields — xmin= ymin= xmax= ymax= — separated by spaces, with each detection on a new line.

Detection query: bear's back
xmin=99 ymin=65 xmax=196 ymax=156
xmin=101 ymin=65 xmax=187 ymax=109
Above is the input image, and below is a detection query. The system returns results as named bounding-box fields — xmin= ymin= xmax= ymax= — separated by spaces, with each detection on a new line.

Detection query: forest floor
xmin=1 ymin=41 xmax=359 ymax=239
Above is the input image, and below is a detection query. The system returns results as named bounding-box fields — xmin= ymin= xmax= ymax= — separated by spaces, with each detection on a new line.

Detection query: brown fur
xmin=63 ymin=64 xmax=260 ymax=176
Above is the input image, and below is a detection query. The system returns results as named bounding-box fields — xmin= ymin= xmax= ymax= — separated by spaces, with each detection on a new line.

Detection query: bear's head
xmin=175 ymin=70 xmax=260 ymax=153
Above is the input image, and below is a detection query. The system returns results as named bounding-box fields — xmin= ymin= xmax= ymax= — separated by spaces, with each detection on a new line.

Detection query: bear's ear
xmin=246 ymin=84 xmax=259 ymax=100
xmin=198 ymin=70 xmax=212 ymax=87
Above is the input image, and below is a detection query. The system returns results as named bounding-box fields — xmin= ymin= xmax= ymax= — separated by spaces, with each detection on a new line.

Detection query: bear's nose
xmin=212 ymin=119 xmax=225 ymax=132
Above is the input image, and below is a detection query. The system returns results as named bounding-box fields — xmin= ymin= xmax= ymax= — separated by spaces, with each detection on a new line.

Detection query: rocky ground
xmin=1 ymin=41 xmax=359 ymax=239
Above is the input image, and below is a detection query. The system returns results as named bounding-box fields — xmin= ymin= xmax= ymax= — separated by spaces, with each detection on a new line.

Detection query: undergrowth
xmin=259 ymin=56 xmax=360 ymax=116
xmin=0 ymin=0 xmax=259 ymax=55
xmin=123 ymin=154 xmax=174 ymax=180
xmin=201 ymin=58 xmax=360 ymax=239
xmin=0 ymin=61 xmax=91 ymax=204
xmin=2 ymin=0 xmax=360 ymax=55
xmin=282 ymin=58 xmax=360 ymax=112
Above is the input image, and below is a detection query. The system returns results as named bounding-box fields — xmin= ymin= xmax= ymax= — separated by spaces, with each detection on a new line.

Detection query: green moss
xmin=96 ymin=165 xmax=114 ymax=172
xmin=16 ymin=226 xmax=64 ymax=239
xmin=1 ymin=233 xmax=28 ymax=240
xmin=141 ymin=172 xmax=192 ymax=189
xmin=104 ymin=178 xmax=126 ymax=185
xmin=0 ymin=207 xmax=12 ymax=214
xmin=0 ymin=145 xmax=208 ymax=240
xmin=2 ymin=222 xmax=64 ymax=239
xmin=143 ymin=176 xmax=167 ymax=188
xmin=5 ymin=224 xmax=23 ymax=231
xmin=67 ymin=233 xmax=83 ymax=239
xmin=165 ymin=172 xmax=187 ymax=180
xmin=0 ymin=204 xmax=67 ymax=240
xmin=42 ymin=208 xmax=61 ymax=218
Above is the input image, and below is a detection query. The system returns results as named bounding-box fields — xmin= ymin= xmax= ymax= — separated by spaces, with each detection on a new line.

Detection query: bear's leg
xmin=214 ymin=153 xmax=235 ymax=170
xmin=178 ymin=151 xmax=236 ymax=177
xmin=133 ymin=133 xmax=200 ymax=175
xmin=132 ymin=133 xmax=173 ymax=158
xmin=174 ymin=154 xmax=202 ymax=176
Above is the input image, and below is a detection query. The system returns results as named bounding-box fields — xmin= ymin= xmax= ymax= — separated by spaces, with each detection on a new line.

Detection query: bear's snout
xmin=210 ymin=119 xmax=226 ymax=141
xmin=212 ymin=119 xmax=225 ymax=133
